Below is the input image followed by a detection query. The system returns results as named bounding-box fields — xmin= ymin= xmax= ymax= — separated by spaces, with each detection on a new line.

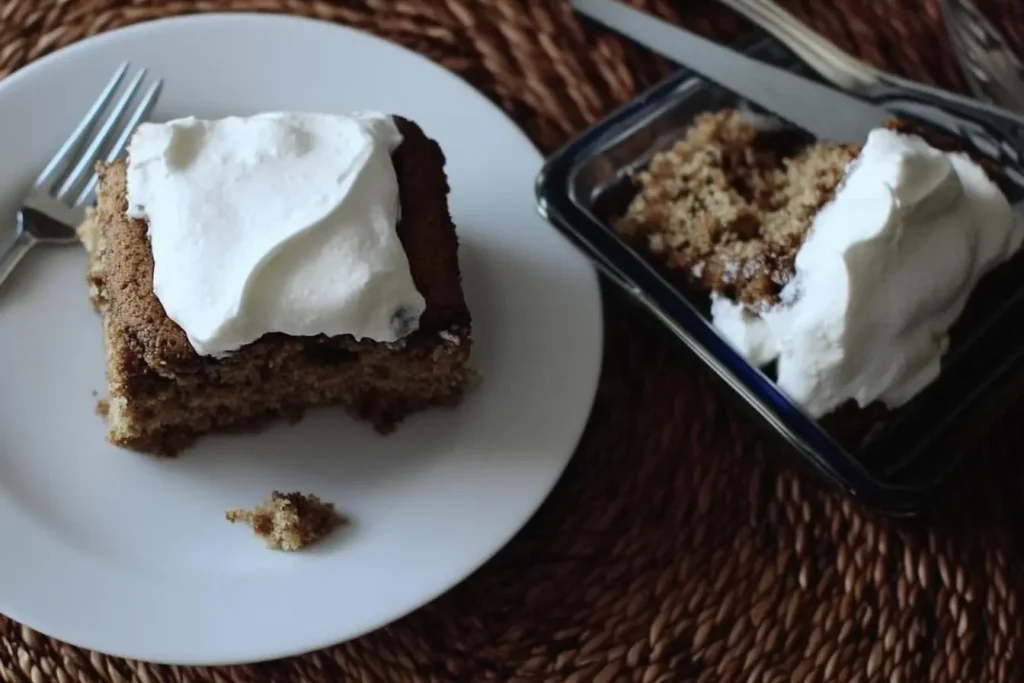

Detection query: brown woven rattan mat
xmin=3 ymin=0 xmax=1024 ymax=681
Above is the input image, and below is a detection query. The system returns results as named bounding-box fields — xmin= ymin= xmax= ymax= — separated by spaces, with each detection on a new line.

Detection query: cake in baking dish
xmin=616 ymin=109 xmax=1022 ymax=421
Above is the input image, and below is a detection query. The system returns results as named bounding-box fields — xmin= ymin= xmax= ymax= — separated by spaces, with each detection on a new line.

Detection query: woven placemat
xmin=3 ymin=0 xmax=1024 ymax=681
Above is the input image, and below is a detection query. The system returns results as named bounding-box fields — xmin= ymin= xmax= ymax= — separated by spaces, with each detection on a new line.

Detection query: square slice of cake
xmin=82 ymin=115 xmax=474 ymax=456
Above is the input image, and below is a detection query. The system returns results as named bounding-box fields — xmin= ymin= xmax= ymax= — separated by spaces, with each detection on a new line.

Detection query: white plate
xmin=0 ymin=14 xmax=602 ymax=665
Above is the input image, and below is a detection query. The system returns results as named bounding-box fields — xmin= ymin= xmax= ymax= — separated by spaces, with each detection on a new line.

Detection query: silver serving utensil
xmin=713 ymin=0 xmax=1024 ymax=116
xmin=0 ymin=63 xmax=162 ymax=292
xmin=940 ymin=0 xmax=1024 ymax=113
xmin=572 ymin=0 xmax=888 ymax=143
xmin=711 ymin=0 xmax=883 ymax=93
xmin=572 ymin=0 xmax=1024 ymax=176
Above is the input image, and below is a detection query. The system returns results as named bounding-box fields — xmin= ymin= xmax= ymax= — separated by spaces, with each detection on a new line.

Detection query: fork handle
xmin=0 ymin=217 xmax=37 ymax=292
xmin=716 ymin=0 xmax=1024 ymax=159
xmin=940 ymin=0 xmax=1024 ymax=114
xmin=866 ymin=74 xmax=1024 ymax=170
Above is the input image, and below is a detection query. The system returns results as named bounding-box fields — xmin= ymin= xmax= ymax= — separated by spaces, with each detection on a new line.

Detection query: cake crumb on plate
xmin=226 ymin=491 xmax=345 ymax=551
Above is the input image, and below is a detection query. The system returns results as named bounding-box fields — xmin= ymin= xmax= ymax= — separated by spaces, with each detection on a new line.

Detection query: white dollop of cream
xmin=712 ymin=128 xmax=1023 ymax=417
xmin=711 ymin=293 xmax=779 ymax=368
xmin=126 ymin=112 xmax=425 ymax=357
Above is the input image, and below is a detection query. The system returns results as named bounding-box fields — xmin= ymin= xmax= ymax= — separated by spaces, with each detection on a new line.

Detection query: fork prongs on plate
xmin=33 ymin=62 xmax=163 ymax=209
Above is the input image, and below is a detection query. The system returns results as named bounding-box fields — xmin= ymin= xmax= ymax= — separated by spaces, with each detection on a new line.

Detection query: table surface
xmin=2 ymin=0 xmax=1023 ymax=681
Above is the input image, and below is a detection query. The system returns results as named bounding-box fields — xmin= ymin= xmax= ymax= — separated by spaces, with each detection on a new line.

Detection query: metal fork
xmin=0 ymin=63 xmax=162 ymax=290
xmin=940 ymin=0 xmax=1024 ymax=113
xmin=711 ymin=0 xmax=1024 ymax=167
xmin=711 ymin=0 xmax=881 ymax=91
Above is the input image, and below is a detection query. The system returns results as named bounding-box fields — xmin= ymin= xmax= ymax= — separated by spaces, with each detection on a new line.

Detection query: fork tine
xmin=56 ymin=69 xmax=149 ymax=203
xmin=73 ymin=79 xmax=163 ymax=208
xmin=33 ymin=62 xmax=129 ymax=192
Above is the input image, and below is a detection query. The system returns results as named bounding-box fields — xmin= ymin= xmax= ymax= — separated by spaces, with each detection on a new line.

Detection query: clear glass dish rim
xmin=534 ymin=34 xmax=1024 ymax=516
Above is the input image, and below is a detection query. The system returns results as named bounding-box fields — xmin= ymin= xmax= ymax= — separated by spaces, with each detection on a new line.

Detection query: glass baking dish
xmin=535 ymin=35 xmax=1024 ymax=516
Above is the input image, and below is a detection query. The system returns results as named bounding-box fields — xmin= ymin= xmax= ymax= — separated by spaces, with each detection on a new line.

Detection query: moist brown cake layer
xmin=87 ymin=116 xmax=474 ymax=455
xmin=616 ymin=110 xmax=860 ymax=308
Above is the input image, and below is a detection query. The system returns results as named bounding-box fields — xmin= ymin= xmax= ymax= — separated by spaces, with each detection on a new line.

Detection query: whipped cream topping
xmin=126 ymin=112 xmax=425 ymax=357
xmin=713 ymin=128 xmax=1023 ymax=417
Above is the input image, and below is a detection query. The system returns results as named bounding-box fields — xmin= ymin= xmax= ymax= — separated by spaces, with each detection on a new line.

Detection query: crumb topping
xmin=616 ymin=109 xmax=860 ymax=307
